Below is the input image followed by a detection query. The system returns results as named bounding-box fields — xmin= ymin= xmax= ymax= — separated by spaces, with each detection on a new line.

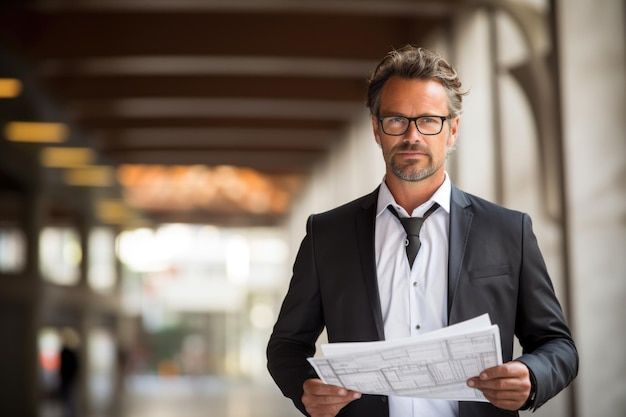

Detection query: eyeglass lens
xmin=381 ymin=116 xmax=444 ymax=135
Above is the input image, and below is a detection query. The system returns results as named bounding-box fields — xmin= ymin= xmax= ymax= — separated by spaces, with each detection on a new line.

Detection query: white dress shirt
xmin=374 ymin=173 xmax=458 ymax=417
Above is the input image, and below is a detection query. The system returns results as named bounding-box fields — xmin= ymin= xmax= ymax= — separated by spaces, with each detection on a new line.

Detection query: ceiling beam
xmin=103 ymin=149 xmax=323 ymax=173
xmin=67 ymin=98 xmax=365 ymax=119
xmin=93 ymin=128 xmax=340 ymax=150
xmin=1 ymin=10 xmax=444 ymax=60
xmin=43 ymin=75 xmax=368 ymax=101
xmin=76 ymin=116 xmax=347 ymax=130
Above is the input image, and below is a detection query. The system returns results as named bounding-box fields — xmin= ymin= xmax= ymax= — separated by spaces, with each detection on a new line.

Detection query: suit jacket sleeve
xmin=266 ymin=215 xmax=324 ymax=415
xmin=513 ymin=213 xmax=578 ymax=410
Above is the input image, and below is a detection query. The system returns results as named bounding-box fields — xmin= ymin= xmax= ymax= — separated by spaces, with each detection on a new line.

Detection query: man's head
xmin=366 ymin=45 xmax=465 ymax=118
xmin=367 ymin=46 xmax=465 ymax=185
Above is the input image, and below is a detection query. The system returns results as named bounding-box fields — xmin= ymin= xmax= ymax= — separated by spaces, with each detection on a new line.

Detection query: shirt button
xmin=415 ymin=324 xmax=421 ymax=330
xmin=413 ymin=281 xmax=418 ymax=287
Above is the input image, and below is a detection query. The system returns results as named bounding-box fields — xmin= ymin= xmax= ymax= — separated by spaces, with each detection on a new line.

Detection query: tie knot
xmin=387 ymin=203 xmax=439 ymax=268
xmin=388 ymin=203 xmax=439 ymax=226
xmin=399 ymin=217 xmax=425 ymax=236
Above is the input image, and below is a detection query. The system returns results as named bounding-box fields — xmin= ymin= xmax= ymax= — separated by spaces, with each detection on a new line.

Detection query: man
xmin=59 ymin=328 xmax=80 ymax=417
xmin=267 ymin=45 xmax=578 ymax=417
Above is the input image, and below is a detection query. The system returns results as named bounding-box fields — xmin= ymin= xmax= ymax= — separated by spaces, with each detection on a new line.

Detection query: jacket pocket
xmin=469 ymin=264 xmax=511 ymax=279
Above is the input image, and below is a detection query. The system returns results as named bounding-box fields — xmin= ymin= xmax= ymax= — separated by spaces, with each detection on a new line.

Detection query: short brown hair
xmin=366 ymin=45 xmax=466 ymax=117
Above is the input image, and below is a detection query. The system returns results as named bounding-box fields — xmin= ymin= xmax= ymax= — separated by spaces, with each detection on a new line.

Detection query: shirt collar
xmin=376 ymin=172 xmax=452 ymax=218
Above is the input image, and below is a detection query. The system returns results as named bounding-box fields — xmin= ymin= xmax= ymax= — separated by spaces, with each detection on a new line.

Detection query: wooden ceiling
xmin=0 ymin=0 xmax=457 ymax=226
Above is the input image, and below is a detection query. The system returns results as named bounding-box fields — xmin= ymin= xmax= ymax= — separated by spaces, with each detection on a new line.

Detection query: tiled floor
xmin=122 ymin=374 xmax=301 ymax=417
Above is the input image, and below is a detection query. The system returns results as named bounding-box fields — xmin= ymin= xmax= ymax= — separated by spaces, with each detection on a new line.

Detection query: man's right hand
xmin=302 ymin=378 xmax=362 ymax=417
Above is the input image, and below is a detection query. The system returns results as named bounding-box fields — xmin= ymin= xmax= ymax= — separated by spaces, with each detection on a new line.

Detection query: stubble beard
xmin=389 ymin=143 xmax=442 ymax=182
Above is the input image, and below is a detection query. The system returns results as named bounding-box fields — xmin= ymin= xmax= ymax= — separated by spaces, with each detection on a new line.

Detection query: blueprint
xmin=307 ymin=314 xmax=502 ymax=401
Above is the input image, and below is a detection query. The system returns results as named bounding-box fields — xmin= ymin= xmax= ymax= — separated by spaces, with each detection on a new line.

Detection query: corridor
xmin=42 ymin=374 xmax=301 ymax=417
xmin=123 ymin=375 xmax=300 ymax=417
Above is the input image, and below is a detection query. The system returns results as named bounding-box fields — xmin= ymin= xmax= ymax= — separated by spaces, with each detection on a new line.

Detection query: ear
xmin=447 ymin=116 xmax=460 ymax=147
xmin=371 ymin=114 xmax=382 ymax=147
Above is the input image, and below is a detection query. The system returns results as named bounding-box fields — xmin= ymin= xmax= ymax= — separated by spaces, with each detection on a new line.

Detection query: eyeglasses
xmin=377 ymin=115 xmax=452 ymax=136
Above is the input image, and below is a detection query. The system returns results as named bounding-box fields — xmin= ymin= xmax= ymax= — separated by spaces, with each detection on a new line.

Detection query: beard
xmin=388 ymin=142 xmax=442 ymax=182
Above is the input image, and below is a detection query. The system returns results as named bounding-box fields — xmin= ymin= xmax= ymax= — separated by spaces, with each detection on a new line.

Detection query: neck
xmin=386 ymin=170 xmax=445 ymax=214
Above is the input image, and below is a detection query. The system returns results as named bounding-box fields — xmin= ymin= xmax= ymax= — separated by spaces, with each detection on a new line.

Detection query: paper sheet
xmin=307 ymin=314 xmax=502 ymax=401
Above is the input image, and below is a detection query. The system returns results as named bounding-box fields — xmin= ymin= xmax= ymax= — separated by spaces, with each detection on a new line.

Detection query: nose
xmin=404 ymin=120 xmax=423 ymax=141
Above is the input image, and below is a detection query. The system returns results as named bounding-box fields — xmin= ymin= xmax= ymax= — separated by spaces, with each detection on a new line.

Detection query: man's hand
xmin=302 ymin=378 xmax=362 ymax=417
xmin=467 ymin=361 xmax=532 ymax=411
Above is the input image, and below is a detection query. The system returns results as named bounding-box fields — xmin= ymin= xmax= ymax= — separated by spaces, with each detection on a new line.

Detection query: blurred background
xmin=0 ymin=0 xmax=624 ymax=416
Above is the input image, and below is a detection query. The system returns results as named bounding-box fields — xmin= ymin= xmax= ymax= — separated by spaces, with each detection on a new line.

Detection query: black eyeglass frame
xmin=377 ymin=115 xmax=452 ymax=136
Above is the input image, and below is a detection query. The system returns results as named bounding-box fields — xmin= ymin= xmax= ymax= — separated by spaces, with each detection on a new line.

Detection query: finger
xmin=302 ymin=382 xmax=362 ymax=417
xmin=304 ymin=395 xmax=360 ymax=410
xmin=468 ymin=374 xmax=529 ymax=392
xmin=304 ymin=379 xmax=350 ymax=396
xmin=302 ymin=379 xmax=361 ymax=409
xmin=480 ymin=388 xmax=530 ymax=411
xmin=466 ymin=363 xmax=531 ymax=411
xmin=478 ymin=361 xmax=528 ymax=380
xmin=303 ymin=391 xmax=360 ymax=406
xmin=305 ymin=403 xmax=348 ymax=417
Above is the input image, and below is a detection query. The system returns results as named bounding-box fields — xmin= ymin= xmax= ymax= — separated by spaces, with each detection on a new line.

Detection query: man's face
xmin=371 ymin=76 xmax=459 ymax=183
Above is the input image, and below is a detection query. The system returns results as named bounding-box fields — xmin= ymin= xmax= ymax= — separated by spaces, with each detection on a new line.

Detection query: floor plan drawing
xmin=308 ymin=315 xmax=502 ymax=401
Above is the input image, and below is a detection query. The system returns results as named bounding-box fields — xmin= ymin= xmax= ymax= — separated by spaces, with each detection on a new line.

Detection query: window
xmin=88 ymin=227 xmax=117 ymax=292
xmin=40 ymin=227 xmax=81 ymax=285
xmin=0 ymin=226 xmax=25 ymax=274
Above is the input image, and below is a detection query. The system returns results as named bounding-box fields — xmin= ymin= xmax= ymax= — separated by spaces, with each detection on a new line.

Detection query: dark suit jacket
xmin=267 ymin=186 xmax=578 ymax=417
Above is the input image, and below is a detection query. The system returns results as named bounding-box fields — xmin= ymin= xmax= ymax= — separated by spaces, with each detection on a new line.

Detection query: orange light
xmin=64 ymin=166 xmax=114 ymax=187
xmin=0 ymin=78 xmax=22 ymax=98
xmin=5 ymin=122 xmax=68 ymax=143
xmin=41 ymin=147 xmax=96 ymax=167
xmin=96 ymin=199 xmax=132 ymax=224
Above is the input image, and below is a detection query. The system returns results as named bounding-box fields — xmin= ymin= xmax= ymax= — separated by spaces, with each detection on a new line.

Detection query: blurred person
xmin=58 ymin=327 xmax=80 ymax=417
xmin=266 ymin=45 xmax=578 ymax=417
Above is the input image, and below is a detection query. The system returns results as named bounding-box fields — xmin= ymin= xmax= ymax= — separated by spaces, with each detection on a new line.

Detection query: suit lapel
xmin=355 ymin=188 xmax=385 ymax=340
xmin=448 ymin=186 xmax=473 ymax=322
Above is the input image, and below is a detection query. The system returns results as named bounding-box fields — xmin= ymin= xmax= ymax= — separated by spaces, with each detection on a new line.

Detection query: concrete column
xmin=557 ymin=1 xmax=626 ymax=416
xmin=19 ymin=185 xmax=44 ymax=417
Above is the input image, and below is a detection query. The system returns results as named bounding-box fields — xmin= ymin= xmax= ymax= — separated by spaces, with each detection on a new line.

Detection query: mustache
xmin=392 ymin=142 xmax=431 ymax=154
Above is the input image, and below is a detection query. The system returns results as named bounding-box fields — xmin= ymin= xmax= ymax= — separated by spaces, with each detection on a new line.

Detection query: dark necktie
xmin=388 ymin=203 xmax=439 ymax=268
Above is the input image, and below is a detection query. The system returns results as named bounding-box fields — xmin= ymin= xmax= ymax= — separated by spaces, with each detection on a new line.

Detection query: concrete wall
xmin=558 ymin=1 xmax=626 ymax=416
xmin=452 ymin=5 xmax=572 ymax=416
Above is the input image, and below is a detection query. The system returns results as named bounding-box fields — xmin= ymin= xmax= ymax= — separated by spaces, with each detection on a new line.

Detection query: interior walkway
xmin=123 ymin=374 xmax=301 ymax=417
xmin=41 ymin=374 xmax=302 ymax=417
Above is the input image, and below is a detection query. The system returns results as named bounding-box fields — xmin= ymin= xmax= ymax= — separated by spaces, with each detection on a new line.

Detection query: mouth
xmin=398 ymin=150 xmax=426 ymax=157
xmin=395 ymin=145 xmax=429 ymax=159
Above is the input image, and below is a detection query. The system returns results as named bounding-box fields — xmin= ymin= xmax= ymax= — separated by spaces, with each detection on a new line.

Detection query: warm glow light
xmin=5 ymin=121 xmax=68 ymax=143
xmin=64 ymin=166 xmax=114 ymax=187
xmin=96 ymin=199 xmax=132 ymax=224
xmin=0 ymin=78 xmax=22 ymax=98
xmin=117 ymin=163 xmax=295 ymax=215
xmin=41 ymin=147 xmax=96 ymax=167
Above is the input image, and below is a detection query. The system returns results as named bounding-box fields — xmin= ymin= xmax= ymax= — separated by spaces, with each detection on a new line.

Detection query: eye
xmin=418 ymin=116 xmax=437 ymax=125
xmin=387 ymin=116 xmax=407 ymax=125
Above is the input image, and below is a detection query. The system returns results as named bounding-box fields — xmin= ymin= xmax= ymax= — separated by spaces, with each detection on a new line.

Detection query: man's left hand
xmin=467 ymin=361 xmax=532 ymax=411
